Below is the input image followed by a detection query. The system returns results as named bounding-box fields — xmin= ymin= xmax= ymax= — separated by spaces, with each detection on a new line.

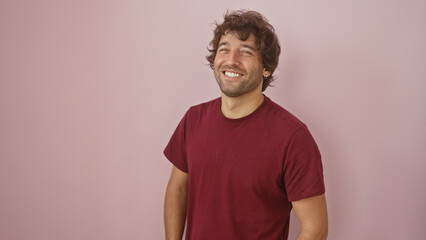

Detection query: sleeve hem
xmin=163 ymin=149 xmax=188 ymax=173
xmin=288 ymin=189 xmax=325 ymax=202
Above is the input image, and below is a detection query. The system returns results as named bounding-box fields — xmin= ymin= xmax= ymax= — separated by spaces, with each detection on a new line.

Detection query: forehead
xmin=218 ymin=31 xmax=258 ymax=48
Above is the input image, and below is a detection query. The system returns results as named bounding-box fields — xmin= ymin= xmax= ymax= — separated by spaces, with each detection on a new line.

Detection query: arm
xmin=292 ymin=194 xmax=328 ymax=240
xmin=164 ymin=166 xmax=188 ymax=240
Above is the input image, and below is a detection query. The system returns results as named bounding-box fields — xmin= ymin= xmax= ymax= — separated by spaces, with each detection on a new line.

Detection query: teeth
xmin=224 ymin=71 xmax=241 ymax=77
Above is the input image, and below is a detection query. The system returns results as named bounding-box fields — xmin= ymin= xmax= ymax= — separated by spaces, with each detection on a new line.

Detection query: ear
xmin=263 ymin=69 xmax=271 ymax=78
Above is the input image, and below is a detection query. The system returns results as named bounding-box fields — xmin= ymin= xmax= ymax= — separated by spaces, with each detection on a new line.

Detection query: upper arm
xmin=292 ymin=194 xmax=328 ymax=238
xmin=167 ymin=166 xmax=188 ymax=193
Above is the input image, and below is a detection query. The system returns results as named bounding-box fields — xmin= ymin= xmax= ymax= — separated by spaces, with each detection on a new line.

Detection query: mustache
xmin=218 ymin=66 xmax=245 ymax=74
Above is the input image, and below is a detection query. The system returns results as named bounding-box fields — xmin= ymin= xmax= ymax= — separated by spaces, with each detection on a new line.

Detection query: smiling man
xmin=164 ymin=10 xmax=328 ymax=240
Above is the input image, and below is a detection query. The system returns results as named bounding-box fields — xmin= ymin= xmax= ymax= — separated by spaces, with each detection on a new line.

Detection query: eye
xmin=218 ymin=48 xmax=228 ymax=53
xmin=241 ymin=50 xmax=253 ymax=55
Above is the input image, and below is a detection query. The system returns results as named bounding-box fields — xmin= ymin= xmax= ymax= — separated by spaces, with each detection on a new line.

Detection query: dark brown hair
xmin=207 ymin=10 xmax=281 ymax=91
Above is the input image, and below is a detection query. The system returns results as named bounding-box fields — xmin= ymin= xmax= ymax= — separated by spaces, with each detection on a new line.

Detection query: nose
xmin=225 ymin=50 xmax=241 ymax=66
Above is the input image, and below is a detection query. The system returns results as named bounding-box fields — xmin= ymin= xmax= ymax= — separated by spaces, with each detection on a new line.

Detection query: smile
xmin=223 ymin=71 xmax=243 ymax=77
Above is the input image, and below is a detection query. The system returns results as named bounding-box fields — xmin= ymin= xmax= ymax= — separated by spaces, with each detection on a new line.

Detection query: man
xmin=164 ymin=10 xmax=328 ymax=240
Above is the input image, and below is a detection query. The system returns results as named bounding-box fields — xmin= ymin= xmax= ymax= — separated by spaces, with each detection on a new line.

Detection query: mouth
xmin=222 ymin=70 xmax=244 ymax=78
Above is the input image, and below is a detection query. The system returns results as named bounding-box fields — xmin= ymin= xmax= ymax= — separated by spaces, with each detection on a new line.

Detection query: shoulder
xmin=184 ymin=97 xmax=221 ymax=120
xmin=263 ymin=96 xmax=307 ymax=131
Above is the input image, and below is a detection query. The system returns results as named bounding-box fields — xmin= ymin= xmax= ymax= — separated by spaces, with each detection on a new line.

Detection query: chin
xmin=223 ymin=92 xmax=243 ymax=98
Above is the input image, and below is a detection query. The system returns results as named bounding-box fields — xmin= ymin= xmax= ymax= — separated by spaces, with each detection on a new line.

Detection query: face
xmin=213 ymin=31 xmax=270 ymax=98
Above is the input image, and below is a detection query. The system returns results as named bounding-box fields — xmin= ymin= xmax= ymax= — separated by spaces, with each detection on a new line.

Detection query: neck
xmin=221 ymin=91 xmax=265 ymax=119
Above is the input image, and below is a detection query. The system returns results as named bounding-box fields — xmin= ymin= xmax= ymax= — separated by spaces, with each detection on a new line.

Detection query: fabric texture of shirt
xmin=164 ymin=95 xmax=325 ymax=240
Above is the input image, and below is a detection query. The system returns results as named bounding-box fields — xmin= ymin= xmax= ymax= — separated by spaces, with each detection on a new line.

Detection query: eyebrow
xmin=241 ymin=44 xmax=256 ymax=51
xmin=218 ymin=42 xmax=257 ymax=51
xmin=218 ymin=42 xmax=229 ymax=48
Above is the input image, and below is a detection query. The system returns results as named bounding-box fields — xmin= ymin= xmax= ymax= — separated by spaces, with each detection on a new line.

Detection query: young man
xmin=164 ymin=10 xmax=328 ymax=240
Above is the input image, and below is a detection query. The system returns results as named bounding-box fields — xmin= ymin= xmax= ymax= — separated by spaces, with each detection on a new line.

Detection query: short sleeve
xmin=163 ymin=111 xmax=189 ymax=173
xmin=283 ymin=126 xmax=325 ymax=202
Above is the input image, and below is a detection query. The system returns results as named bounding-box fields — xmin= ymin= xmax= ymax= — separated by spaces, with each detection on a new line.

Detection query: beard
xmin=214 ymin=67 xmax=263 ymax=98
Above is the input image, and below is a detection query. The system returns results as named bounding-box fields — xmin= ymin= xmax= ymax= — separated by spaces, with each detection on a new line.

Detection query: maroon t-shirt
xmin=164 ymin=96 xmax=325 ymax=240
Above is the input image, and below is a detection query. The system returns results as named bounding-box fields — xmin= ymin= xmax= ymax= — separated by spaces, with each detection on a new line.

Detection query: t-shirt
xmin=164 ymin=95 xmax=325 ymax=240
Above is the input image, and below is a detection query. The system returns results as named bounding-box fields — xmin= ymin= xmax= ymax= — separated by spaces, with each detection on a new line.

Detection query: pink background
xmin=1 ymin=0 xmax=425 ymax=239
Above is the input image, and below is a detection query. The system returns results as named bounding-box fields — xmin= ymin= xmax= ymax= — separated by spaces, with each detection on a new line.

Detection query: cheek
xmin=213 ymin=55 xmax=225 ymax=66
xmin=213 ymin=58 xmax=220 ymax=67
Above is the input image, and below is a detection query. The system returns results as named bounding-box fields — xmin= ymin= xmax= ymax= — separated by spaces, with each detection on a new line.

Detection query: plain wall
xmin=1 ymin=0 xmax=425 ymax=239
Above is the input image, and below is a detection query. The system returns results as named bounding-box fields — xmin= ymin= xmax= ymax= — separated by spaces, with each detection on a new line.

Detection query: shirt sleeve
xmin=283 ymin=126 xmax=325 ymax=202
xmin=163 ymin=111 xmax=189 ymax=173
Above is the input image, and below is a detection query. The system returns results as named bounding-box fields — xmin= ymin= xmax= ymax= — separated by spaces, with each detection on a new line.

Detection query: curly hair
xmin=206 ymin=10 xmax=281 ymax=91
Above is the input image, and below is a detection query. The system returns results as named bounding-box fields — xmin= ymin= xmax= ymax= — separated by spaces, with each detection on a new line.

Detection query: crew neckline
xmin=216 ymin=95 xmax=270 ymax=123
